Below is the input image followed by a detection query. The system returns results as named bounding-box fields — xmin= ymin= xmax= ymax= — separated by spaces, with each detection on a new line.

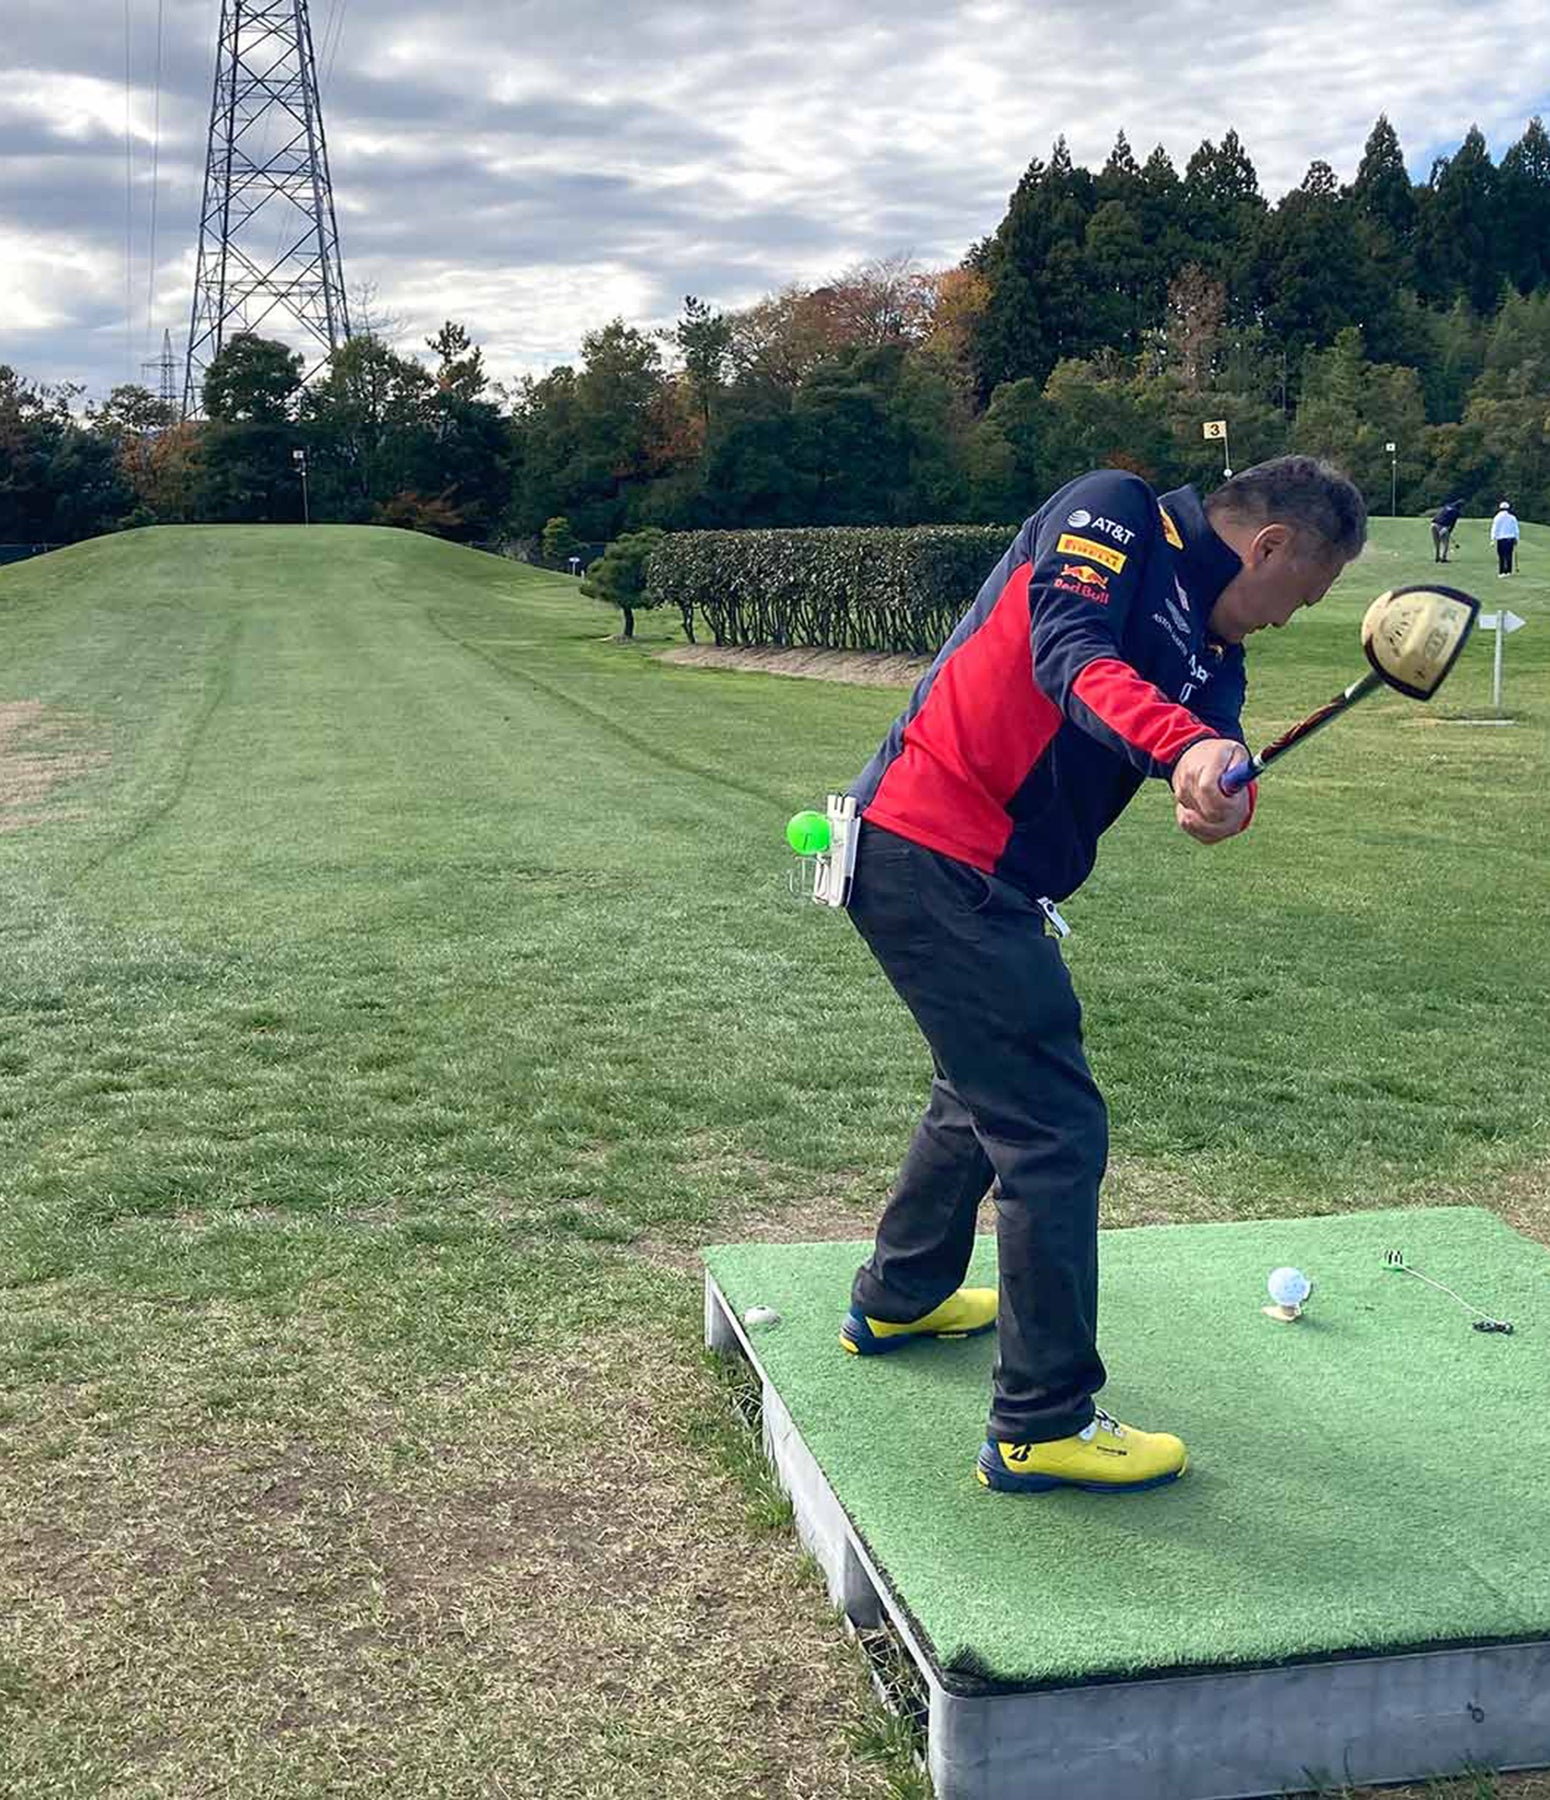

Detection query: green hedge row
xmin=643 ymin=525 xmax=1016 ymax=655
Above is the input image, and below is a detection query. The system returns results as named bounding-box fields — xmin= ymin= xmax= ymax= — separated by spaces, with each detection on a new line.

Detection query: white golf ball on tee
xmin=1267 ymin=1266 xmax=1312 ymax=1308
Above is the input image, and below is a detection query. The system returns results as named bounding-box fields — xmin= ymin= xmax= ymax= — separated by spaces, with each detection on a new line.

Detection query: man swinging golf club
xmin=840 ymin=456 xmax=1366 ymax=1495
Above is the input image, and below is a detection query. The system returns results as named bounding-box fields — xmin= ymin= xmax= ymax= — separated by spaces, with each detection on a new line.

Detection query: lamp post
xmin=292 ymin=447 xmax=310 ymax=525
xmin=1385 ymin=442 xmax=1397 ymax=517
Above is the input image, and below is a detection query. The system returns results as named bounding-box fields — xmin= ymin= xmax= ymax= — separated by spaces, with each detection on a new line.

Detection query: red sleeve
xmin=1069 ymin=657 xmax=1216 ymax=773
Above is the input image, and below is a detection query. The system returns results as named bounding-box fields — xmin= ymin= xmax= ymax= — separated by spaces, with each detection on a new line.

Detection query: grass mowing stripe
xmin=69 ymin=607 xmax=244 ymax=881
xmin=424 ymin=604 xmax=797 ymax=812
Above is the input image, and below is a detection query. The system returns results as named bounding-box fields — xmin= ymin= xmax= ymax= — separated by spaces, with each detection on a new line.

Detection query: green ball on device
xmin=785 ymin=809 xmax=831 ymax=855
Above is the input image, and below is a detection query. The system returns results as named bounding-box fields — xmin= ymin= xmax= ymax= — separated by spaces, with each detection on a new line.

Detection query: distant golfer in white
xmin=1491 ymin=500 xmax=1520 ymax=576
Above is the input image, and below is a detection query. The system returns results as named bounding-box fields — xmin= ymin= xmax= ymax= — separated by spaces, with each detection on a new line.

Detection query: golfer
xmin=840 ymin=456 xmax=1366 ymax=1495
xmin=1492 ymin=500 xmax=1520 ymax=575
xmin=1431 ymin=498 xmax=1463 ymax=562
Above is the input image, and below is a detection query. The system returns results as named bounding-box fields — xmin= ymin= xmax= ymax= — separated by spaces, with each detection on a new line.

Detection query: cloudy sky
xmin=4 ymin=0 xmax=1550 ymax=405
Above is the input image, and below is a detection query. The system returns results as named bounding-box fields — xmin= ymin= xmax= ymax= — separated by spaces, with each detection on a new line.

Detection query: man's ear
xmin=1251 ymin=522 xmax=1294 ymax=564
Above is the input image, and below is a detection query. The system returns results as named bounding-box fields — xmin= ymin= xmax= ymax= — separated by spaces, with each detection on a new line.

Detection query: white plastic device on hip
xmin=1037 ymin=897 xmax=1071 ymax=938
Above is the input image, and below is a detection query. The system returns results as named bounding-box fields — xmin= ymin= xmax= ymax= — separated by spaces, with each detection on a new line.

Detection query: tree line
xmin=5 ymin=115 xmax=1550 ymax=553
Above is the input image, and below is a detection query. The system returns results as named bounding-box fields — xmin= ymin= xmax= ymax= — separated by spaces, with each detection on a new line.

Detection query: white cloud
xmin=3 ymin=0 xmax=1550 ymax=399
xmin=0 ymin=227 xmax=121 ymax=333
xmin=0 ymin=69 xmax=162 ymax=146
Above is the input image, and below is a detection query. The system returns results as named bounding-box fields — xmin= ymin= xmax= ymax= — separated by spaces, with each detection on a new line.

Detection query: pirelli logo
xmin=1056 ymin=533 xmax=1127 ymax=574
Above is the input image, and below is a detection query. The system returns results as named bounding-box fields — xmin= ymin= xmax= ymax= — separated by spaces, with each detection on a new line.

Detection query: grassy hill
xmin=1 ymin=519 xmax=1547 ymax=1798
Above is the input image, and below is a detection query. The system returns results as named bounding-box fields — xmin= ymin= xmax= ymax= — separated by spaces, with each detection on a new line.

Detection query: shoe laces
xmin=1079 ymin=1409 xmax=1126 ymax=1443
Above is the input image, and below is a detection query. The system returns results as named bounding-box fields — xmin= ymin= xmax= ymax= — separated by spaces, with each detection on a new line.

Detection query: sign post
xmin=1478 ymin=609 xmax=1526 ymax=710
xmin=1202 ymin=418 xmax=1230 ymax=479
xmin=291 ymin=447 xmax=310 ymax=525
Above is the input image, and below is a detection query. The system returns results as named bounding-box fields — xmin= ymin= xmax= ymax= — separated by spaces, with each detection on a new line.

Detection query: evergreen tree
xmin=1097 ymin=132 xmax=1141 ymax=202
xmin=965 ymin=378 xmax=1045 ymax=522
xmin=792 ymin=345 xmax=911 ymax=525
xmin=1417 ymin=127 xmax=1504 ymax=312
xmin=971 ymin=154 xmax=1053 ymax=396
xmin=1038 ymin=358 xmax=1173 ymax=489
xmin=426 ymin=321 xmax=487 ymax=400
xmin=201 ymin=333 xmax=303 ymax=422
xmin=196 ymin=334 xmax=305 ymax=522
xmin=1350 ymin=115 xmax=1418 ymax=252
xmin=972 ymin=141 xmax=1103 ymax=395
xmin=1293 ymin=327 xmax=1426 ymax=509
xmin=580 ymin=527 xmax=666 ymax=638
xmin=1498 ymin=117 xmax=1550 ymax=294
xmin=0 ymin=367 xmax=135 ymax=540
xmin=1180 ymin=129 xmax=1265 ymax=304
xmin=300 ymin=334 xmax=435 ymax=521
xmin=1254 ymin=160 xmax=1392 ymax=365
xmin=674 ymin=295 xmax=733 ymax=426
xmin=1459 ymin=290 xmax=1550 ymax=516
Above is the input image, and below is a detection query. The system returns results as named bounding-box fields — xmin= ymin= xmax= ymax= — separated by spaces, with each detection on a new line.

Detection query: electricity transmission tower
xmin=142 ymin=330 xmax=178 ymax=417
xmin=183 ymin=0 xmax=350 ymax=417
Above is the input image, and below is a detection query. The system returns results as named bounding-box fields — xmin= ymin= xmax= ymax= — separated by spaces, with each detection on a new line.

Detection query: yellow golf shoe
xmin=840 ymin=1287 xmax=997 ymax=1355
xmin=976 ymin=1409 xmax=1187 ymax=1494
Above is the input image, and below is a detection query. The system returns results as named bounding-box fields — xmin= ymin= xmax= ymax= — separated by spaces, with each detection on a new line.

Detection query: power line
xmin=124 ymin=0 xmax=135 ymax=385
xmin=321 ymin=0 xmax=350 ymax=95
xmin=146 ymin=0 xmax=166 ymax=356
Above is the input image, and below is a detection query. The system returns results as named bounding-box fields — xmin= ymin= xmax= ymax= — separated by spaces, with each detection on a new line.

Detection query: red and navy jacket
xmin=851 ymin=470 xmax=1255 ymax=902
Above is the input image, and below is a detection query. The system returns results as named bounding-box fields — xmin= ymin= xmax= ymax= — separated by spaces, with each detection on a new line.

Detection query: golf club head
xmin=1360 ymin=584 xmax=1480 ymax=701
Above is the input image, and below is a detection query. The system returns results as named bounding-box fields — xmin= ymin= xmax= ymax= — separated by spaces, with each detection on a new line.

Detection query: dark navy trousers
xmin=846 ymin=821 xmax=1108 ymax=1443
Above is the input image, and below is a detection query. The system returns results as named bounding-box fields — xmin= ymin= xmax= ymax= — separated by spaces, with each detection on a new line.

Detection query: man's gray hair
xmin=1206 ymin=456 xmax=1367 ymax=560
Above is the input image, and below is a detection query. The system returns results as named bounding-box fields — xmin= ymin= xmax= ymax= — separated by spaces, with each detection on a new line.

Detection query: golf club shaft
xmin=1220 ymin=669 xmax=1384 ymax=795
xmin=1399 ymin=1264 xmax=1495 ymax=1322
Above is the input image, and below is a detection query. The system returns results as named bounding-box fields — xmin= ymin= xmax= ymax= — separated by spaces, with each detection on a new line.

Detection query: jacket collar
xmin=1159 ymin=484 xmax=1241 ymax=609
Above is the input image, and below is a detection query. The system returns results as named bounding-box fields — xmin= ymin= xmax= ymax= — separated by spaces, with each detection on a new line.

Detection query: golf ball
xmin=1267 ymin=1266 xmax=1312 ymax=1308
xmin=743 ymin=1305 xmax=782 ymax=1328
xmin=785 ymin=810 xmax=831 ymax=856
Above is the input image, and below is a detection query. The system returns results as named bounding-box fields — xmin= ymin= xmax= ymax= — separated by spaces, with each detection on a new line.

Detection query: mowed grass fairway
xmin=2 ymin=518 xmax=1548 ymax=1799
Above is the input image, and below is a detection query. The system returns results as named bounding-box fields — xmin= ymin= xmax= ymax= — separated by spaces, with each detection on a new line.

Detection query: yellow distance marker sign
xmin=1055 ymin=533 xmax=1127 ymax=574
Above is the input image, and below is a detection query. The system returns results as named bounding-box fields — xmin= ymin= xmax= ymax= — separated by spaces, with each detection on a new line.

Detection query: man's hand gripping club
xmin=1171 ymin=738 xmax=1252 ymax=844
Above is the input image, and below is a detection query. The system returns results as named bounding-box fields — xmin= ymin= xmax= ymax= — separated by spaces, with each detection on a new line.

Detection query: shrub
xmin=643 ymin=525 xmax=1015 ymax=653
xmin=581 ymin=527 xmax=668 ymax=638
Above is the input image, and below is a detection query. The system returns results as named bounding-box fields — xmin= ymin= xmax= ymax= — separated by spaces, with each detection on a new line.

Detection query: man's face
xmin=1207 ymin=523 xmax=1350 ymax=644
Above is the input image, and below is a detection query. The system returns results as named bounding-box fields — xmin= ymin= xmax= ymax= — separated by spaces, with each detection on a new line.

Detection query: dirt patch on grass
xmin=1417 ymin=1159 xmax=1550 ymax=1246
xmin=0 ymin=1333 xmax=893 ymax=1799
xmin=0 ymin=700 xmax=108 ymax=831
xmin=659 ymin=644 xmax=930 ymax=687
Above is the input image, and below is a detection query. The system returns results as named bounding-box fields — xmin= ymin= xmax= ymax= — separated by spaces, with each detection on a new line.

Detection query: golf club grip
xmin=1220 ymin=757 xmax=1259 ymax=796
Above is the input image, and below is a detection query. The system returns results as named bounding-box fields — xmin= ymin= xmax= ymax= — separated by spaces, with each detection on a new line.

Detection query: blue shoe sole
xmin=975 ymin=1443 xmax=1187 ymax=1495
xmin=840 ymin=1308 xmax=996 ymax=1355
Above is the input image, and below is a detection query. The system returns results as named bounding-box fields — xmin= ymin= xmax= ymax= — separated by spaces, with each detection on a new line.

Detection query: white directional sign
xmin=1480 ymin=610 xmax=1528 ymax=709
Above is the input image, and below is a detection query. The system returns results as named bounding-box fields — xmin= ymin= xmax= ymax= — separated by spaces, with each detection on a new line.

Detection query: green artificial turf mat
xmin=705 ymin=1207 xmax=1550 ymax=1688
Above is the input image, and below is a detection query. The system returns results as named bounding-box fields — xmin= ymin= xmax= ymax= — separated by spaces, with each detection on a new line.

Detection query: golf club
xmin=1382 ymin=1248 xmax=1514 ymax=1334
xmin=1221 ymin=584 xmax=1481 ymax=794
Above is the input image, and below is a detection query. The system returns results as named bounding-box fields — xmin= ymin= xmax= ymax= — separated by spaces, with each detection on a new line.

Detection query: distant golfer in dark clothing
xmin=840 ymin=456 xmax=1366 ymax=1496
xmin=1431 ymin=500 xmax=1463 ymax=562
xmin=1492 ymin=501 xmax=1520 ymax=575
